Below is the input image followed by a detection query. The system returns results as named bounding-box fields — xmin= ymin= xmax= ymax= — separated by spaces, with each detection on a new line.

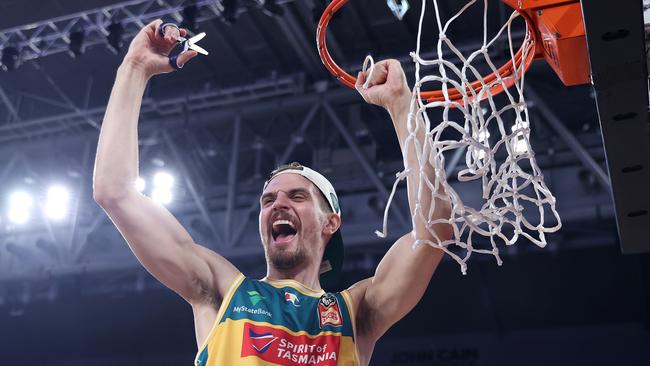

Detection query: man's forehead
xmin=263 ymin=173 xmax=317 ymax=194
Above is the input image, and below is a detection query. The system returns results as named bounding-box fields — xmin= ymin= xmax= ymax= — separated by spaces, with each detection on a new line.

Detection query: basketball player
xmin=93 ymin=20 xmax=452 ymax=365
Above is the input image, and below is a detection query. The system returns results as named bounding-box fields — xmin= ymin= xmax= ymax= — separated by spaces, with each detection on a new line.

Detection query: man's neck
xmin=266 ymin=266 xmax=322 ymax=291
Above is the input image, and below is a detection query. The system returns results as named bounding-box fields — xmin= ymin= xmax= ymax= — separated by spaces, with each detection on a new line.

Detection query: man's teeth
xmin=272 ymin=219 xmax=295 ymax=228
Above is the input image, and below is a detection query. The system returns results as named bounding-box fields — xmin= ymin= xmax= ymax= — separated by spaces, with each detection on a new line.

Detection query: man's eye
xmin=262 ymin=198 xmax=273 ymax=206
xmin=292 ymin=193 xmax=306 ymax=200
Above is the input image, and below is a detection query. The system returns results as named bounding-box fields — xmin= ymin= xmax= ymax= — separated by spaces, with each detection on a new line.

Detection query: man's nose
xmin=271 ymin=191 xmax=290 ymax=209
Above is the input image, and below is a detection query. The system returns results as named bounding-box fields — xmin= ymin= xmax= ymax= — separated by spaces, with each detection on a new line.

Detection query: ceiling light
xmin=221 ymin=0 xmax=239 ymax=25
xmin=153 ymin=171 xmax=175 ymax=189
xmin=136 ymin=177 xmax=146 ymax=193
xmin=1 ymin=46 xmax=20 ymax=71
xmin=45 ymin=185 xmax=70 ymax=220
xmin=513 ymin=135 xmax=529 ymax=155
xmin=151 ymin=188 xmax=173 ymax=205
xmin=8 ymin=191 xmax=33 ymax=224
xmin=69 ymin=28 xmax=86 ymax=57
xmin=107 ymin=22 xmax=125 ymax=53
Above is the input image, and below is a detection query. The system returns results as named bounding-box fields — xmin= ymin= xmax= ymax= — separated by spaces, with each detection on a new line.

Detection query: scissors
xmin=159 ymin=22 xmax=209 ymax=69
xmin=177 ymin=32 xmax=209 ymax=56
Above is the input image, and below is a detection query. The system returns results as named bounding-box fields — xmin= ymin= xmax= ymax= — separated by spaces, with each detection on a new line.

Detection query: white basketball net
xmin=374 ymin=0 xmax=561 ymax=274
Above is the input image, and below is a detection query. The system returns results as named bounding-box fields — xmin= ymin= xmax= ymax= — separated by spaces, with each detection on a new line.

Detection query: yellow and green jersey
xmin=195 ymin=274 xmax=360 ymax=366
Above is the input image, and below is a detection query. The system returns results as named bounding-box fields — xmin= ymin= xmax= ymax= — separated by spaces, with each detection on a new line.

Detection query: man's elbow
xmin=93 ymin=182 xmax=132 ymax=208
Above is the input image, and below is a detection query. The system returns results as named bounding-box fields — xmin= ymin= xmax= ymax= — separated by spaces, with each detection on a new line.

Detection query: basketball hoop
xmin=317 ymin=0 xmax=540 ymax=103
xmin=317 ymin=0 xmax=590 ymax=103
xmin=315 ymin=0 xmax=592 ymax=273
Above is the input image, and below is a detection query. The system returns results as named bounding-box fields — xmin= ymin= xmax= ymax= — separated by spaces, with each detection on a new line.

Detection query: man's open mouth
xmin=271 ymin=219 xmax=298 ymax=243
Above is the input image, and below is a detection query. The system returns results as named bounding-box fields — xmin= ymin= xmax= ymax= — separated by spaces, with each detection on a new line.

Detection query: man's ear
xmin=323 ymin=212 xmax=341 ymax=235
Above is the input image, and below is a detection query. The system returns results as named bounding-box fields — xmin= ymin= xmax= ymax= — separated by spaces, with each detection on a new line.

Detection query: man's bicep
xmin=99 ymin=191 xmax=239 ymax=303
xmin=190 ymin=243 xmax=241 ymax=302
xmin=360 ymin=234 xmax=444 ymax=338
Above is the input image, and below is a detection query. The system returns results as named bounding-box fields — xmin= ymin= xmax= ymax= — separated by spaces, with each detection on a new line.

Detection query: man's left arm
xmin=352 ymin=59 xmax=453 ymax=340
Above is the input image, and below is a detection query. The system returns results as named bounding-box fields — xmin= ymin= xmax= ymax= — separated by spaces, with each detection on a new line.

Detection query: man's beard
xmin=268 ymin=241 xmax=307 ymax=270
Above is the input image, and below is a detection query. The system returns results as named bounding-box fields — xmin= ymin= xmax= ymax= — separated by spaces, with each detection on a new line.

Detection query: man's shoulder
xmin=344 ymin=277 xmax=373 ymax=321
xmin=344 ymin=277 xmax=378 ymax=363
xmin=345 ymin=277 xmax=372 ymax=298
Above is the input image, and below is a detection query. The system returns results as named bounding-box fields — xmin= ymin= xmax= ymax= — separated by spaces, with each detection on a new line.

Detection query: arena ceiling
xmin=0 ymin=1 xmax=648 ymax=364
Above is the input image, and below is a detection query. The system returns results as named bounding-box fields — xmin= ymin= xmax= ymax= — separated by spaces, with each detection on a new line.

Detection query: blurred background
xmin=0 ymin=0 xmax=648 ymax=365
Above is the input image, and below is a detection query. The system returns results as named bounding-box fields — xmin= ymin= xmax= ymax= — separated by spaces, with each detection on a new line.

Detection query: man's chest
xmin=225 ymin=284 xmax=348 ymax=333
xmin=204 ymin=280 xmax=359 ymax=365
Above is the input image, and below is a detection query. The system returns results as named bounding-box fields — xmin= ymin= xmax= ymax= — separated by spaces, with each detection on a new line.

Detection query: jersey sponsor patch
xmin=318 ymin=293 xmax=343 ymax=328
xmin=233 ymin=304 xmax=273 ymax=318
xmin=248 ymin=328 xmax=278 ymax=353
xmin=284 ymin=291 xmax=301 ymax=307
xmin=247 ymin=290 xmax=266 ymax=305
xmin=241 ymin=323 xmax=340 ymax=366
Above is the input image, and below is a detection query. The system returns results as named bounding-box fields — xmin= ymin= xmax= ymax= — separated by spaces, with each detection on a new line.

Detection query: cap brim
xmin=319 ymin=229 xmax=344 ymax=285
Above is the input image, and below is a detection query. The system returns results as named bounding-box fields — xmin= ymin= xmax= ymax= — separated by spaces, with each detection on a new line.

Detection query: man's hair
xmin=266 ymin=162 xmax=333 ymax=216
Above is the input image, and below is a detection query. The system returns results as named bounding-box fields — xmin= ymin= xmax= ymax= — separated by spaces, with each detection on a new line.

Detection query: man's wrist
xmin=386 ymin=89 xmax=413 ymax=120
xmin=118 ymin=57 xmax=152 ymax=83
xmin=386 ymin=90 xmax=412 ymax=122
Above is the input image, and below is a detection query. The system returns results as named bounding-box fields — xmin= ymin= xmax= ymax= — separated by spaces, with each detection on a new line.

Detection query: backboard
xmin=581 ymin=0 xmax=650 ymax=254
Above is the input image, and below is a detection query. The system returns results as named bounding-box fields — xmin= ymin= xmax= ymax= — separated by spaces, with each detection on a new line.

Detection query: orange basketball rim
xmin=316 ymin=0 xmax=591 ymax=103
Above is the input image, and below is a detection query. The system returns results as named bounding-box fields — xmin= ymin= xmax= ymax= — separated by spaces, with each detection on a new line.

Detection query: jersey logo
xmin=242 ymin=323 xmax=340 ymax=366
xmin=284 ymin=291 xmax=301 ymax=307
xmin=248 ymin=328 xmax=278 ymax=353
xmin=318 ymin=294 xmax=343 ymax=328
xmin=247 ymin=290 xmax=266 ymax=306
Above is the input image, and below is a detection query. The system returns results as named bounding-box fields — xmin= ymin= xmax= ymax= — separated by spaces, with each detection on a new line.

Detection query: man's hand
xmin=123 ymin=19 xmax=198 ymax=78
xmin=355 ymin=59 xmax=412 ymax=115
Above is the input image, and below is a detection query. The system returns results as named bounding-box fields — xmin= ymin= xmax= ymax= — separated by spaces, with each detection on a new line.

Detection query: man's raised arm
xmin=93 ymin=20 xmax=239 ymax=305
xmin=351 ymin=60 xmax=453 ymax=341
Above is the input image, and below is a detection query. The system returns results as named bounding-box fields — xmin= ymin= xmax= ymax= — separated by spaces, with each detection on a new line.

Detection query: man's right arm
xmin=93 ymin=20 xmax=239 ymax=306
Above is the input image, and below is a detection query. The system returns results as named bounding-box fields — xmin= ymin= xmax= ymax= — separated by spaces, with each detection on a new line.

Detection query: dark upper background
xmin=0 ymin=0 xmax=648 ymax=365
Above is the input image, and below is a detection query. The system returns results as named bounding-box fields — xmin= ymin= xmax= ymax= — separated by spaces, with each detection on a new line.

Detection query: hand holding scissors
xmin=159 ymin=22 xmax=209 ymax=70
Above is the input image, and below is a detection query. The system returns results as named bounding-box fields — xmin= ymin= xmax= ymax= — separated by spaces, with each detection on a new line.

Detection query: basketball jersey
xmin=194 ymin=274 xmax=361 ymax=366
